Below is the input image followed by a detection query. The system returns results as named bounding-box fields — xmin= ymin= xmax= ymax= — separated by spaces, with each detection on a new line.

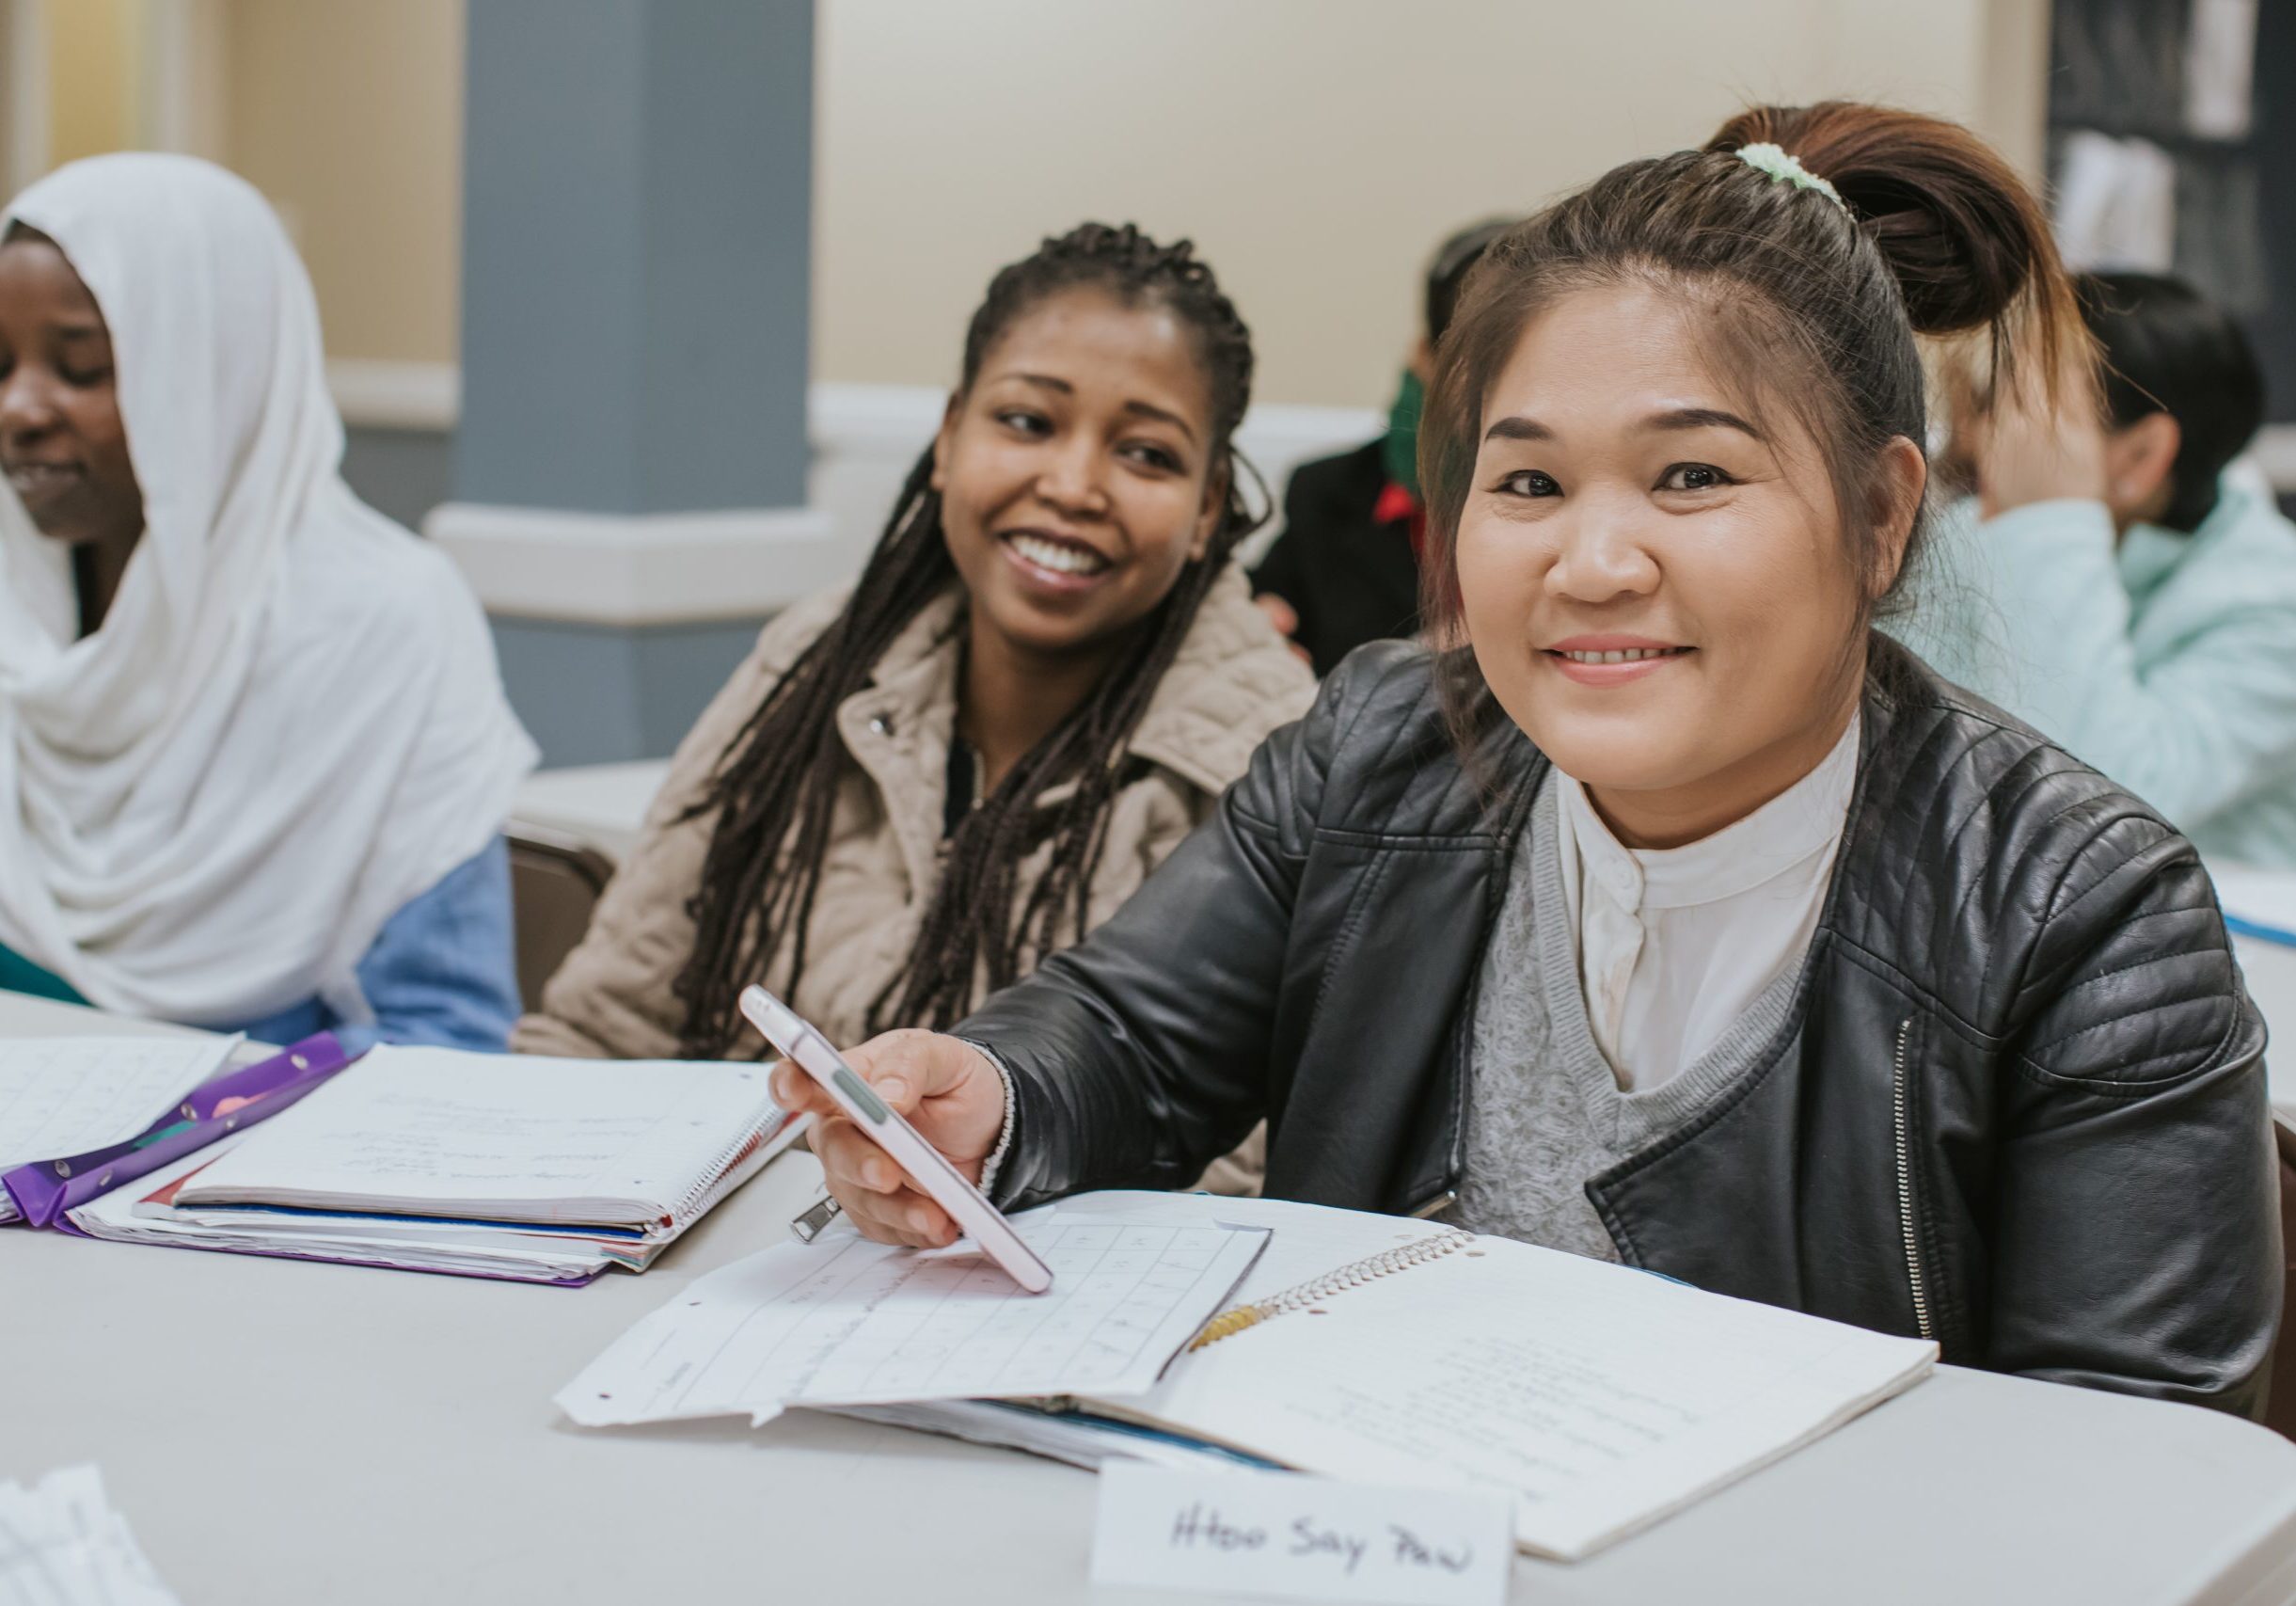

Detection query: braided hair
xmin=673 ymin=223 xmax=1259 ymax=1056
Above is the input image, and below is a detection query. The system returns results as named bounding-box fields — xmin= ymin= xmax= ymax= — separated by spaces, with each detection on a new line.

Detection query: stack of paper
xmin=560 ymin=1213 xmax=1270 ymax=1423
xmin=0 ymin=1465 xmax=181 ymax=1606
xmin=67 ymin=1045 xmax=800 ymax=1283
xmin=0 ymin=1037 xmax=241 ymax=1224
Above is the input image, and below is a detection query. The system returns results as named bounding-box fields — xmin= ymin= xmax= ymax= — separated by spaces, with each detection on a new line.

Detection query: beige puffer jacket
xmin=514 ymin=564 xmax=1310 ymax=1190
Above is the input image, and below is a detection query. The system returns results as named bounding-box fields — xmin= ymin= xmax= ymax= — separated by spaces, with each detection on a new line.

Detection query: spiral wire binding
xmin=1187 ymin=1225 xmax=1475 ymax=1351
xmin=669 ymin=1093 xmax=785 ymax=1227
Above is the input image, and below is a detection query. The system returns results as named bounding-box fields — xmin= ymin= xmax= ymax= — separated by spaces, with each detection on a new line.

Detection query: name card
xmin=1090 ymin=1464 xmax=1512 ymax=1606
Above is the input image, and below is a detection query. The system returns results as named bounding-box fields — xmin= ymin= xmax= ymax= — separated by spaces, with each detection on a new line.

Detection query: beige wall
xmin=816 ymin=0 xmax=2051 ymax=407
xmin=45 ymin=0 xmax=139 ymax=167
xmin=172 ymin=0 xmax=2050 ymax=402
xmin=222 ymin=0 xmax=462 ymax=362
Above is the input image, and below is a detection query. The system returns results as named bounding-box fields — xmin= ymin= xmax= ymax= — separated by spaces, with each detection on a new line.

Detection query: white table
xmin=512 ymin=760 xmax=673 ymax=863
xmin=8 ymin=997 xmax=2296 ymax=1605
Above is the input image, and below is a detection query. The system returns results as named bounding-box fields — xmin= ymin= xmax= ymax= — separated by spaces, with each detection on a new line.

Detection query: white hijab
xmin=0 ymin=153 xmax=535 ymax=1026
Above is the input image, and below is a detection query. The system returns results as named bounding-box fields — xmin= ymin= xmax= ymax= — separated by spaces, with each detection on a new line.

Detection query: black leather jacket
xmin=967 ymin=637 xmax=2280 ymax=1416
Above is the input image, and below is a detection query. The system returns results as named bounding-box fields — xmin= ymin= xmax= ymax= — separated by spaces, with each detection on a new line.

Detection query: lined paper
xmin=560 ymin=1217 xmax=1268 ymax=1424
xmin=0 ymin=1037 xmax=237 ymax=1222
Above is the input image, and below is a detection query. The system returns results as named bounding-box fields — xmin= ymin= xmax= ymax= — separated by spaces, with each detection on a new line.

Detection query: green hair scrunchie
xmin=1734 ymin=142 xmax=1848 ymax=213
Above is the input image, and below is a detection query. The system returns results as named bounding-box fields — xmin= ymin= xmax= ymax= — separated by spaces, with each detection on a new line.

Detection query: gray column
xmin=434 ymin=0 xmax=834 ymax=768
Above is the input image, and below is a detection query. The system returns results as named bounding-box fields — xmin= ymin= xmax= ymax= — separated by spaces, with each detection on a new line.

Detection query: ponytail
xmin=1707 ymin=101 xmax=2088 ymax=408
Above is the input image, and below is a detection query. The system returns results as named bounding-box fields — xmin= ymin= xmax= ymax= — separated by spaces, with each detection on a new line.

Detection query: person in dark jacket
xmin=776 ymin=103 xmax=2280 ymax=1417
xmin=1250 ymin=217 xmax=1514 ymax=675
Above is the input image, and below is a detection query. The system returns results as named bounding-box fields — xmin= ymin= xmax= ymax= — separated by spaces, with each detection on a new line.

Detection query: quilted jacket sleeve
xmin=1986 ymin=807 xmax=2278 ymax=1416
xmin=959 ymin=645 xmax=1403 ymax=1207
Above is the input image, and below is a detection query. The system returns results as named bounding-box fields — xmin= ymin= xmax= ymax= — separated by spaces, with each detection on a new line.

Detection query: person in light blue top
xmin=1902 ymin=271 xmax=2296 ymax=867
xmin=0 ymin=156 xmax=535 ymax=1048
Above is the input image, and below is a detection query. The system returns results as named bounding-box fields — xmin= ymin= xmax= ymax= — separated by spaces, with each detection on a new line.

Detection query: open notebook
xmin=68 ymin=1044 xmax=798 ymax=1282
xmin=567 ymin=1190 xmax=1937 ymax=1560
xmin=0 ymin=1036 xmax=245 ymax=1225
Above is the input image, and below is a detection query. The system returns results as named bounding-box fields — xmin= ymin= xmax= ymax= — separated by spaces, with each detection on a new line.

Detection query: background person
xmin=516 ymin=225 xmax=1315 ymax=1098
xmin=1250 ymin=218 xmax=1515 ymax=675
xmin=0 ymin=154 xmax=534 ymax=1049
xmin=1908 ymin=271 xmax=2296 ymax=867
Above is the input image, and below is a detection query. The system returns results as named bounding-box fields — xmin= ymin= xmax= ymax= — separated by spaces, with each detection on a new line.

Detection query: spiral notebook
xmin=67 ymin=1044 xmax=798 ymax=1282
xmin=572 ymin=1188 xmax=1936 ymax=1559
xmin=1027 ymin=1196 xmax=1937 ymax=1562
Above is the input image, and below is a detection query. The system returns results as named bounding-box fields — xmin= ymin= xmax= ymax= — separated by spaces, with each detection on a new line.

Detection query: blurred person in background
xmin=0 ymin=154 xmax=535 ymax=1048
xmin=1251 ymin=217 xmax=1515 ymax=675
xmin=1908 ymin=271 xmax=2296 ymax=867
xmin=516 ymin=223 xmax=1313 ymax=1193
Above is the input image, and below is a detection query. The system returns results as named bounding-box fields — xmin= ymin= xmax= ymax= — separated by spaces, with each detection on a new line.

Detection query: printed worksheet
xmin=559 ymin=1217 xmax=1268 ymax=1426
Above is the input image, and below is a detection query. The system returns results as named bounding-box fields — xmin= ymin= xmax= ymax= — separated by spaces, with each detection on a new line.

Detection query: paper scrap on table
xmin=558 ymin=1216 xmax=1268 ymax=1426
xmin=1091 ymin=1463 xmax=1512 ymax=1606
xmin=0 ymin=1465 xmax=182 ymax=1606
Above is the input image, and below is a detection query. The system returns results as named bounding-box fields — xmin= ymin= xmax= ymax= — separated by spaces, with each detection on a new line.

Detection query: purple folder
xmin=2 ymin=1033 xmax=359 ymax=1229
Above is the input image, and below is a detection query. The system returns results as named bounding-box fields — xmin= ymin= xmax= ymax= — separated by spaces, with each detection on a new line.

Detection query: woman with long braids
xmin=515 ymin=226 xmax=1314 ymax=1138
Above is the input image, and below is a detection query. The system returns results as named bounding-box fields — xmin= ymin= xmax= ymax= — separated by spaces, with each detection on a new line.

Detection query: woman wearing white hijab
xmin=0 ymin=153 xmax=536 ymax=1047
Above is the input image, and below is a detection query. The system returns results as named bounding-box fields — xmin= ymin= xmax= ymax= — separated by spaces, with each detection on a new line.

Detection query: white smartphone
xmin=739 ymin=984 xmax=1053 ymax=1295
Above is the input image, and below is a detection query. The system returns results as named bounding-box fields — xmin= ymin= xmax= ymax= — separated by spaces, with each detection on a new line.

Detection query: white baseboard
xmin=335 ymin=365 xmax=1377 ymax=473
xmin=328 ymin=359 xmax=462 ymax=432
xmin=380 ymin=368 xmax=1383 ymax=612
xmin=424 ymin=501 xmax=847 ymax=627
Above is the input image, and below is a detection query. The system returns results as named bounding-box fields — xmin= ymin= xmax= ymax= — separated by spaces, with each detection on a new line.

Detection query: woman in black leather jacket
xmin=774 ymin=103 xmax=2279 ymax=1416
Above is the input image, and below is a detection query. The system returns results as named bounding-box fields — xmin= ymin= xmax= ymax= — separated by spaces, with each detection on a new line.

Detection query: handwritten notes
xmin=0 ymin=1037 xmax=238 ymax=1221
xmin=0 ymin=1466 xmax=182 ymax=1606
xmin=172 ymin=1045 xmax=784 ymax=1224
xmin=1091 ymin=1464 xmax=1512 ymax=1606
xmin=559 ymin=1217 xmax=1268 ymax=1424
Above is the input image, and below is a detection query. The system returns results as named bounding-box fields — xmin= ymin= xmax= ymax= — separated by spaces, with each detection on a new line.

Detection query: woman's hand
xmin=1971 ymin=358 xmax=2111 ymax=519
xmin=768 ymin=1029 xmax=1008 ymax=1248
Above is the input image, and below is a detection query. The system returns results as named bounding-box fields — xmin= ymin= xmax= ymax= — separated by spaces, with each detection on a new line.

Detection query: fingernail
xmin=879 ymin=1078 xmax=910 ymax=1105
xmin=867 ymin=1161 xmax=891 ymax=1190
xmin=909 ymin=1204 xmax=932 ymax=1233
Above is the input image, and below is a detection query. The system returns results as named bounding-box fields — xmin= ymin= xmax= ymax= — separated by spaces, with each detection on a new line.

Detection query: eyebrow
xmin=50 ymin=323 xmax=105 ymax=343
xmin=1650 ymin=405 xmax=1764 ymax=439
xmin=1001 ymin=372 xmax=1199 ymax=447
xmin=1482 ymin=416 xmax=1553 ymax=444
xmin=1481 ymin=406 xmax=1766 ymax=444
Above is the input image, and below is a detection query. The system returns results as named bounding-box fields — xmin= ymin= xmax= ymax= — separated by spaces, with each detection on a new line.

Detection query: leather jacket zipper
xmin=1891 ymin=1015 xmax=1933 ymax=1342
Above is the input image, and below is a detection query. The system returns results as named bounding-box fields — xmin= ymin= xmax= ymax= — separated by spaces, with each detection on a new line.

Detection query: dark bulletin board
xmin=2049 ymin=0 xmax=2289 ymax=422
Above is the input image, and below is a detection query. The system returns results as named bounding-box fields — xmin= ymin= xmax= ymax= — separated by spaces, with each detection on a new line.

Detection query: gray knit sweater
xmin=1447 ymin=775 xmax=1801 ymax=1259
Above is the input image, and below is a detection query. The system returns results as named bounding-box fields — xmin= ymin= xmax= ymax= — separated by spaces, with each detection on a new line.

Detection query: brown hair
xmin=1417 ymin=102 xmax=2088 ymax=751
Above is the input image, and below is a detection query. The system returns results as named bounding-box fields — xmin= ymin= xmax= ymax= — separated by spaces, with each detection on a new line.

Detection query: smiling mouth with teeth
xmin=6 ymin=463 xmax=82 ymax=495
xmin=1553 ymin=646 xmax=1689 ymax=664
xmin=1004 ymin=531 xmax=1112 ymax=578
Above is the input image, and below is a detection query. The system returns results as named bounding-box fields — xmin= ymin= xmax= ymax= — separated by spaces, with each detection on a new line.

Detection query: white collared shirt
xmin=1553 ymin=715 xmax=1861 ymax=1090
